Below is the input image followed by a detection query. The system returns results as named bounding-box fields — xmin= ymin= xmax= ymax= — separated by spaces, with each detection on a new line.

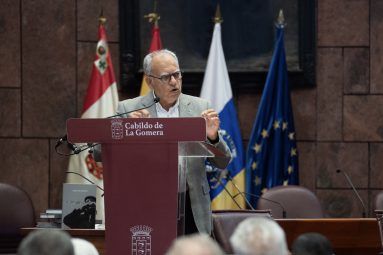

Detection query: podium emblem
xmin=111 ymin=119 xmax=124 ymax=140
xmin=130 ymin=225 xmax=153 ymax=255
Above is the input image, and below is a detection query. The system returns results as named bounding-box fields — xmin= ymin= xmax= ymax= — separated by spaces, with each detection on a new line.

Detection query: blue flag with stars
xmin=246 ymin=25 xmax=299 ymax=208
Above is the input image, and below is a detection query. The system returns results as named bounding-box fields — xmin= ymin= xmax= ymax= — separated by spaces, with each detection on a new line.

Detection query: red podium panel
xmin=67 ymin=117 xmax=206 ymax=255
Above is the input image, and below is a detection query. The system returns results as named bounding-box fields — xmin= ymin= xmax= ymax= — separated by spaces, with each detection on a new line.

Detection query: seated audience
xmin=230 ymin=217 xmax=289 ymax=255
xmin=292 ymin=232 xmax=334 ymax=255
xmin=71 ymin=238 xmax=99 ymax=255
xmin=18 ymin=229 xmax=74 ymax=255
xmin=166 ymin=233 xmax=224 ymax=255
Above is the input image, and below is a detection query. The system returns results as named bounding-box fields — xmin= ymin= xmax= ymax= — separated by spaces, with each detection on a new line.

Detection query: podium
xmin=67 ymin=117 xmax=214 ymax=254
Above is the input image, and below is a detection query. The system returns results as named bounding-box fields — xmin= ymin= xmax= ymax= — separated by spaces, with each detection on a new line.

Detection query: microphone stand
xmin=223 ymin=171 xmax=255 ymax=210
xmin=55 ymin=97 xmax=160 ymax=156
xmin=336 ymin=169 xmax=367 ymax=218
xmin=66 ymin=171 xmax=104 ymax=196
xmin=233 ymin=191 xmax=287 ymax=218
xmin=212 ymin=169 xmax=243 ymax=210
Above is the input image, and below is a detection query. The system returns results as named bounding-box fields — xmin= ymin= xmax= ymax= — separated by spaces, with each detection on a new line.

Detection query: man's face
xmin=146 ymin=53 xmax=182 ymax=110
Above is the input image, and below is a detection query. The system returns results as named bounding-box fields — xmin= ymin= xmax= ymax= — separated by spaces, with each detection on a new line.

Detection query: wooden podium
xmin=67 ymin=117 xmax=213 ymax=255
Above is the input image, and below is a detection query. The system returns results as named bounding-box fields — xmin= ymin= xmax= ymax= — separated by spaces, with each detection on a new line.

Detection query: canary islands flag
xmin=200 ymin=22 xmax=246 ymax=209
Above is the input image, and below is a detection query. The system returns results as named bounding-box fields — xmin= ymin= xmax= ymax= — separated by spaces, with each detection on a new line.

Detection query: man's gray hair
xmin=18 ymin=229 xmax=74 ymax=255
xmin=166 ymin=233 xmax=224 ymax=255
xmin=230 ymin=217 xmax=288 ymax=255
xmin=143 ymin=49 xmax=179 ymax=75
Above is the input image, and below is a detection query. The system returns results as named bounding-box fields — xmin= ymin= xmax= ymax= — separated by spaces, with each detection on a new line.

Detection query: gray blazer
xmin=117 ymin=92 xmax=232 ymax=234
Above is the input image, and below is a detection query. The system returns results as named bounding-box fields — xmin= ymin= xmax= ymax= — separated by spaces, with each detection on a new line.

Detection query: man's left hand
xmin=201 ymin=109 xmax=220 ymax=142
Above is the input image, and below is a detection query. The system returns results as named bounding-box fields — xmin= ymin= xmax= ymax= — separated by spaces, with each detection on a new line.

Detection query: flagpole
xmin=144 ymin=1 xmax=160 ymax=28
xmin=213 ymin=4 xmax=223 ymax=24
xmin=99 ymin=9 xmax=106 ymax=25
xmin=276 ymin=9 xmax=286 ymax=28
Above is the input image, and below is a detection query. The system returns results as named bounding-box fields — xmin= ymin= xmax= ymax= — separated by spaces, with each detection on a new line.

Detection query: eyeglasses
xmin=147 ymin=71 xmax=182 ymax=83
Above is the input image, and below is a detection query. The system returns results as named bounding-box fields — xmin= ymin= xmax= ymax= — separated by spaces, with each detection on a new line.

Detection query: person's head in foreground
xmin=18 ymin=229 xmax=74 ymax=255
xmin=230 ymin=217 xmax=289 ymax=255
xmin=71 ymin=238 xmax=99 ymax=255
xmin=291 ymin=232 xmax=334 ymax=255
xmin=166 ymin=233 xmax=224 ymax=255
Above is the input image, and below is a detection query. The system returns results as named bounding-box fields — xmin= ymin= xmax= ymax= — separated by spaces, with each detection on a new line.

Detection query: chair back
xmin=0 ymin=183 xmax=35 ymax=254
xmin=256 ymin=185 xmax=323 ymax=219
xmin=212 ymin=209 xmax=272 ymax=254
xmin=376 ymin=192 xmax=383 ymax=210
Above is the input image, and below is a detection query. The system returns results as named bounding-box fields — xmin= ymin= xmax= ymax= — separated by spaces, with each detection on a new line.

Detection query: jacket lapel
xmin=141 ymin=92 xmax=158 ymax=117
xmin=179 ymin=94 xmax=194 ymax=117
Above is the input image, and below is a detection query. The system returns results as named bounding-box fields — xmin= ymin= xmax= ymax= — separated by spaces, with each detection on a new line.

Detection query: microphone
xmin=55 ymin=96 xmax=160 ymax=155
xmin=66 ymin=171 xmax=104 ymax=196
xmin=336 ymin=169 xmax=367 ymax=218
xmin=210 ymin=169 xmax=243 ymax=210
xmin=107 ymin=96 xmax=160 ymax=119
xmin=55 ymin=135 xmax=82 ymax=154
xmin=220 ymin=169 xmax=255 ymax=210
xmin=233 ymin=191 xmax=287 ymax=218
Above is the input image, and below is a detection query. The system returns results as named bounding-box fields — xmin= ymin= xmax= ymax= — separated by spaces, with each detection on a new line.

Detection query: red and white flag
xmin=66 ymin=21 xmax=119 ymax=223
xmin=139 ymin=21 xmax=162 ymax=96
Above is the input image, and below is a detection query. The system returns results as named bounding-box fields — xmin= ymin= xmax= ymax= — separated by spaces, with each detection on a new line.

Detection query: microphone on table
xmin=336 ymin=169 xmax=367 ymax=218
xmin=66 ymin=171 xmax=104 ymax=197
xmin=55 ymin=97 xmax=160 ymax=155
xmin=232 ymin=191 xmax=287 ymax=218
xmin=219 ymin=169 xmax=256 ymax=210
xmin=211 ymin=169 xmax=244 ymax=210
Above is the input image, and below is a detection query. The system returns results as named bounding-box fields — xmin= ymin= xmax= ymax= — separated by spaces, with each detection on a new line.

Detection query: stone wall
xmin=0 ymin=0 xmax=382 ymax=218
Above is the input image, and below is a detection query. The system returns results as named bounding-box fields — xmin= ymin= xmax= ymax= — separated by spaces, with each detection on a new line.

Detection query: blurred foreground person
xmin=72 ymin=238 xmax=99 ymax=255
xmin=166 ymin=233 xmax=224 ymax=255
xmin=18 ymin=229 xmax=74 ymax=255
xmin=230 ymin=217 xmax=289 ymax=255
xmin=292 ymin=232 xmax=334 ymax=255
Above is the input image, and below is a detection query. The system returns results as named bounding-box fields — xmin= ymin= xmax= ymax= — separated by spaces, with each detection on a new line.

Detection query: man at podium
xmin=116 ymin=49 xmax=231 ymax=235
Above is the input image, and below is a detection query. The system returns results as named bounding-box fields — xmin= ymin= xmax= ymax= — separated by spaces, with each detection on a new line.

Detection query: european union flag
xmin=246 ymin=24 xmax=299 ymax=208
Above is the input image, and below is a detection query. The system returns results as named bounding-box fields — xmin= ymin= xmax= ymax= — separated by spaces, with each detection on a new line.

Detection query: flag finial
xmin=213 ymin=4 xmax=223 ymax=24
xmin=99 ymin=9 xmax=107 ymax=25
xmin=144 ymin=1 xmax=160 ymax=27
xmin=276 ymin=9 xmax=286 ymax=28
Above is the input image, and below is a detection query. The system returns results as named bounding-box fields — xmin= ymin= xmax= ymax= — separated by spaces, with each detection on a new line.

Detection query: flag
xmin=245 ymin=25 xmax=299 ymax=208
xmin=200 ymin=22 xmax=246 ymax=210
xmin=139 ymin=22 xmax=162 ymax=96
xmin=66 ymin=20 xmax=119 ymax=223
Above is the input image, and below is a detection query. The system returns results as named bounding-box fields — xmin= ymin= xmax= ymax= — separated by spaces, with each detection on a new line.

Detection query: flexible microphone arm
xmin=222 ymin=170 xmax=255 ymax=210
xmin=55 ymin=97 xmax=160 ymax=156
xmin=336 ymin=169 xmax=367 ymax=218
xmin=66 ymin=171 xmax=104 ymax=197
xmin=107 ymin=97 xmax=160 ymax=119
xmin=233 ymin=191 xmax=287 ymax=218
xmin=215 ymin=175 xmax=243 ymax=210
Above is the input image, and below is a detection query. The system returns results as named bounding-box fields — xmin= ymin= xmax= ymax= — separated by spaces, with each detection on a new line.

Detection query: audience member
xmin=71 ymin=238 xmax=99 ymax=255
xmin=18 ymin=229 xmax=74 ymax=255
xmin=291 ymin=232 xmax=334 ymax=255
xmin=166 ymin=233 xmax=224 ymax=255
xmin=230 ymin=217 xmax=289 ymax=255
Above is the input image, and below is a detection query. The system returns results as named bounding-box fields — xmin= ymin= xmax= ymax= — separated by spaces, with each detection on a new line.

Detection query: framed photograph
xmin=119 ymin=0 xmax=315 ymax=91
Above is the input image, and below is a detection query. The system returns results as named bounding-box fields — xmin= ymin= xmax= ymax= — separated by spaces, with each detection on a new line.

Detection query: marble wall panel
xmin=370 ymin=0 xmax=383 ymax=93
xmin=0 ymin=138 xmax=49 ymax=217
xmin=344 ymin=48 xmax=369 ymax=94
xmin=318 ymin=0 xmax=369 ymax=46
xmin=22 ymin=0 xmax=76 ymax=137
xmin=0 ymin=89 xmax=21 ymax=136
xmin=317 ymin=48 xmax=343 ymax=141
xmin=344 ymin=95 xmax=383 ymax=141
xmin=316 ymin=142 xmax=368 ymax=189
xmin=0 ymin=0 xmax=20 ymax=88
